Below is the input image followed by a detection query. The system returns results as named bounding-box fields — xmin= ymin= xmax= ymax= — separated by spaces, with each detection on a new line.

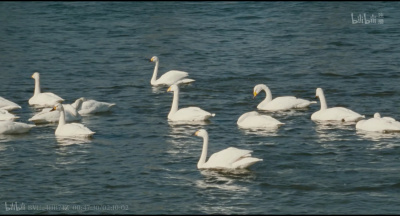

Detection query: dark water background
xmin=1 ymin=1 xmax=400 ymax=214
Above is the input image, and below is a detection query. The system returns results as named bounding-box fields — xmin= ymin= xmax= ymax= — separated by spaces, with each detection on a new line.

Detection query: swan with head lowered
xmin=193 ymin=129 xmax=263 ymax=169
xmin=50 ymin=103 xmax=95 ymax=137
xmin=167 ymin=84 xmax=215 ymax=121
xmin=0 ymin=96 xmax=21 ymax=111
xmin=311 ymin=88 xmax=364 ymax=122
xmin=237 ymin=111 xmax=284 ymax=129
xmin=71 ymin=97 xmax=115 ymax=115
xmin=0 ymin=121 xmax=35 ymax=134
xmin=356 ymin=113 xmax=400 ymax=133
xmin=29 ymin=72 xmax=64 ymax=107
xmin=253 ymin=84 xmax=317 ymax=111
xmin=29 ymin=98 xmax=84 ymax=123
xmin=0 ymin=109 xmax=19 ymax=121
xmin=149 ymin=56 xmax=195 ymax=86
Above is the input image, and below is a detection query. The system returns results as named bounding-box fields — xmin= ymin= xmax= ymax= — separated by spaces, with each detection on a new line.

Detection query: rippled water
xmin=1 ymin=1 xmax=400 ymax=214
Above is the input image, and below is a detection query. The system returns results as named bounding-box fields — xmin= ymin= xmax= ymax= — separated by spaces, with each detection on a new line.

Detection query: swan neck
xmin=169 ymin=89 xmax=179 ymax=118
xmin=318 ymin=92 xmax=328 ymax=110
xmin=262 ymin=86 xmax=272 ymax=103
xmin=198 ymin=135 xmax=209 ymax=169
xmin=58 ymin=108 xmax=66 ymax=127
xmin=34 ymin=78 xmax=41 ymax=95
xmin=151 ymin=61 xmax=159 ymax=85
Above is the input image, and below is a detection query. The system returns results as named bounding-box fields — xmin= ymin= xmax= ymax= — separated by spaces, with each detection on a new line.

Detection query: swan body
xmin=29 ymin=72 xmax=64 ymax=107
xmin=0 ymin=109 xmax=19 ymax=121
xmin=71 ymin=98 xmax=115 ymax=115
xmin=149 ymin=56 xmax=195 ymax=86
xmin=167 ymin=84 xmax=215 ymax=121
xmin=50 ymin=103 xmax=95 ymax=137
xmin=356 ymin=113 xmax=400 ymax=133
xmin=0 ymin=97 xmax=21 ymax=111
xmin=237 ymin=111 xmax=284 ymax=129
xmin=0 ymin=121 xmax=35 ymax=134
xmin=253 ymin=84 xmax=317 ymax=111
xmin=193 ymin=129 xmax=262 ymax=169
xmin=29 ymin=98 xmax=83 ymax=123
xmin=311 ymin=88 xmax=364 ymax=122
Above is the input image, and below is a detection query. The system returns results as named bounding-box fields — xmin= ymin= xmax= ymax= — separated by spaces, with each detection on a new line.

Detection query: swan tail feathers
xmin=310 ymin=101 xmax=318 ymax=104
xmin=211 ymin=113 xmax=216 ymax=117
xmin=174 ymin=79 xmax=195 ymax=85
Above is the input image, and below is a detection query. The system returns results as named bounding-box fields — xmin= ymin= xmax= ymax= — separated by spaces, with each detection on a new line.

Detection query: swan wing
xmin=264 ymin=96 xmax=313 ymax=111
xmin=171 ymin=107 xmax=214 ymax=121
xmin=29 ymin=92 xmax=64 ymax=107
xmin=79 ymin=100 xmax=115 ymax=114
xmin=0 ymin=97 xmax=21 ymax=111
xmin=155 ymin=70 xmax=189 ymax=86
xmin=237 ymin=111 xmax=283 ymax=128
xmin=231 ymin=157 xmax=263 ymax=169
xmin=312 ymin=107 xmax=363 ymax=121
xmin=0 ymin=121 xmax=35 ymax=134
xmin=57 ymin=123 xmax=95 ymax=137
xmin=205 ymin=147 xmax=253 ymax=168
xmin=356 ymin=118 xmax=400 ymax=132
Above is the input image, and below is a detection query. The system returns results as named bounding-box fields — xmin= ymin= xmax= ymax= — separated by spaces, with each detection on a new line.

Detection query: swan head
xmin=149 ymin=56 xmax=159 ymax=63
xmin=193 ymin=129 xmax=208 ymax=138
xmin=167 ymin=84 xmax=179 ymax=92
xmin=374 ymin=113 xmax=381 ymax=118
xmin=315 ymin=88 xmax=324 ymax=98
xmin=253 ymin=84 xmax=267 ymax=99
xmin=50 ymin=103 xmax=64 ymax=112
xmin=31 ymin=72 xmax=40 ymax=79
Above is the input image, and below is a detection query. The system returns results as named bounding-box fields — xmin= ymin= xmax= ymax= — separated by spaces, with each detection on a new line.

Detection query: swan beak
xmin=149 ymin=58 xmax=153 ymax=62
xmin=192 ymin=131 xmax=199 ymax=136
xmin=31 ymin=75 xmax=34 ymax=78
xmin=50 ymin=106 xmax=57 ymax=112
xmin=167 ymin=87 xmax=172 ymax=92
xmin=253 ymin=92 xmax=258 ymax=99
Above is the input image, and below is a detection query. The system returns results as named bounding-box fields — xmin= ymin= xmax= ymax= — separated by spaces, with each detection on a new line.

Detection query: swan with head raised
xmin=167 ymin=84 xmax=215 ymax=121
xmin=149 ymin=56 xmax=195 ymax=86
xmin=50 ymin=103 xmax=95 ymax=137
xmin=28 ymin=72 xmax=64 ymax=107
xmin=193 ymin=129 xmax=263 ymax=169
xmin=253 ymin=84 xmax=317 ymax=111
xmin=311 ymin=87 xmax=364 ymax=122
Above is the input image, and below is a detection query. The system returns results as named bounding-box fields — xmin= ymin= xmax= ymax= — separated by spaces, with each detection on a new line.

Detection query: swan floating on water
xmin=356 ymin=112 xmax=400 ymax=133
xmin=71 ymin=97 xmax=115 ymax=115
xmin=311 ymin=87 xmax=364 ymax=122
xmin=50 ymin=103 xmax=95 ymax=137
xmin=0 ymin=109 xmax=19 ymax=121
xmin=0 ymin=96 xmax=21 ymax=111
xmin=0 ymin=120 xmax=35 ymax=134
xmin=253 ymin=84 xmax=316 ymax=111
xmin=193 ymin=129 xmax=263 ymax=169
xmin=29 ymin=72 xmax=64 ymax=107
xmin=167 ymin=84 xmax=215 ymax=121
xmin=29 ymin=98 xmax=84 ymax=123
xmin=149 ymin=56 xmax=195 ymax=86
xmin=237 ymin=111 xmax=284 ymax=129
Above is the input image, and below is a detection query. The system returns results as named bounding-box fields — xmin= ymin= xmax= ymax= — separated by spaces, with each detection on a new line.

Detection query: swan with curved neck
xmin=253 ymin=84 xmax=316 ymax=111
xmin=356 ymin=112 xmax=400 ymax=133
xmin=311 ymin=87 xmax=364 ymax=122
xmin=29 ymin=98 xmax=84 ymax=123
xmin=50 ymin=103 xmax=95 ymax=137
xmin=193 ymin=129 xmax=263 ymax=169
xmin=29 ymin=72 xmax=64 ymax=107
xmin=166 ymin=84 xmax=215 ymax=121
xmin=149 ymin=56 xmax=195 ymax=86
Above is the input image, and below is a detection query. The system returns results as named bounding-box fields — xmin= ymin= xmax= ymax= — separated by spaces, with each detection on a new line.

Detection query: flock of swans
xmin=1 ymin=56 xmax=399 ymax=170
xmin=0 ymin=72 xmax=115 ymax=137
xmin=149 ymin=56 xmax=400 ymax=170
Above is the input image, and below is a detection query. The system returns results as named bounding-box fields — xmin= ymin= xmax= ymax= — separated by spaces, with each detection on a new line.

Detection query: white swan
xmin=237 ymin=111 xmax=284 ymax=129
xmin=167 ymin=84 xmax=215 ymax=121
xmin=29 ymin=72 xmax=64 ymax=107
xmin=311 ymin=88 xmax=364 ymax=122
xmin=356 ymin=113 xmax=400 ymax=133
xmin=29 ymin=98 xmax=83 ymax=123
xmin=0 ymin=120 xmax=35 ymax=134
xmin=71 ymin=97 xmax=115 ymax=115
xmin=0 ymin=109 xmax=19 ymax=121
xmin=149 ymin=56 xmax=195 ymax=86
xmin=193 ymin=129 xmax=263 ymax=169
xmin=0 ymin=97 xmax=21 ymax=111
xmin=253 ymin=84 xmax=317 ymax=111
xmin=50 ymin=103 xmax=95 ymax=137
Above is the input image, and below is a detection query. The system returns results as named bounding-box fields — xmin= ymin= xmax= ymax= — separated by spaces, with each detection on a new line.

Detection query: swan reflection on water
xmin=196 ymin=169 xmax=254 ymax=192
xmin=356 ymin=129 xmax=400 ymax=141
xmin=238 ymin=127 xmax=279 ymax=137
xmin=314 ymin=121 xmax=355 ymax=143
xmin=56 ymin=136 xmax=93 ymax=146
